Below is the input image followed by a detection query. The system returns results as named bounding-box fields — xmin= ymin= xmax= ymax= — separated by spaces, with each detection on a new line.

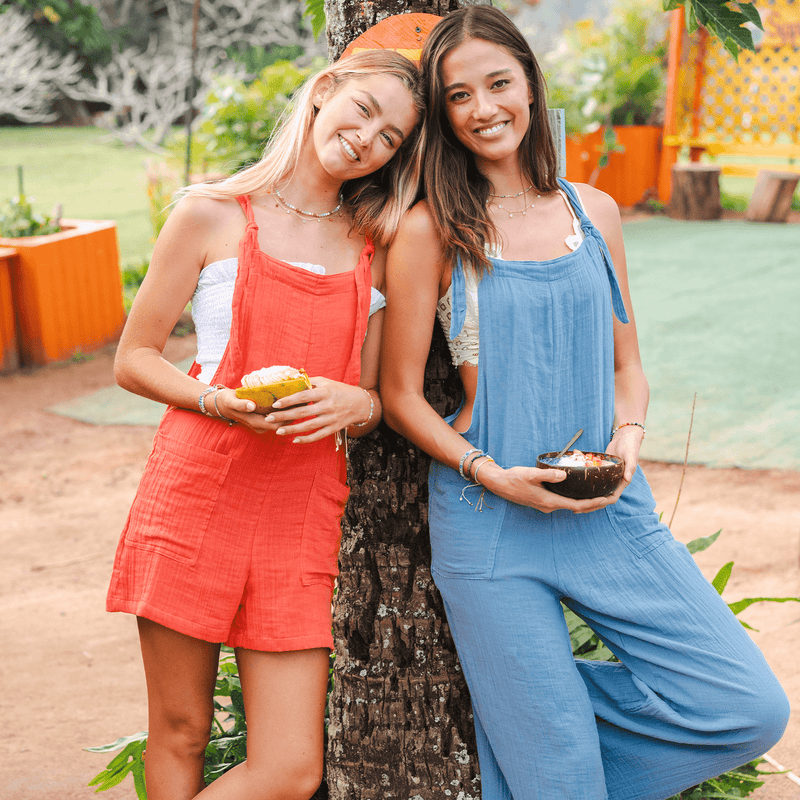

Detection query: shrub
xmin=0 ymin=195 xmax=60 ymax=238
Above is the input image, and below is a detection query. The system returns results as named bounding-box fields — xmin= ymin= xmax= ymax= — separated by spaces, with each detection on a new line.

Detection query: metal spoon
xmin=554 ymin=428 xmax=584 ymax=461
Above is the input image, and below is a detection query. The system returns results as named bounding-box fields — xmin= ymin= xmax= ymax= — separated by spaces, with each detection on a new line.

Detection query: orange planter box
xmin=0 ymin=247 xmax=20 ymax=373
xmin=565 ymin=126 xmax=663 ymax=207
xmin=0 ymin=219 xmax=125 ymax=366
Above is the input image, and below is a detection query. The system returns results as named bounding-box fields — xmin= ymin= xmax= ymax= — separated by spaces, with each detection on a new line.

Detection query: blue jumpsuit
xmin=427 ymin=179 xmax=789 ymax=800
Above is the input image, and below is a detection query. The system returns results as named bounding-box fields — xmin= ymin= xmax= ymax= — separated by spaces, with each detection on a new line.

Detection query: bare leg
xmin=197 ymin=647 xmax=330 ymax=800
xmin=137 ymin=617 xmax=221 ymax=800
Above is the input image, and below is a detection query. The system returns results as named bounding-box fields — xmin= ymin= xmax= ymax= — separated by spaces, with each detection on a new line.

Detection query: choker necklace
xmin=489 ymin=185 xmax=533 ymax=199
xmin=274 ymin=188 xmax=342 ymax=222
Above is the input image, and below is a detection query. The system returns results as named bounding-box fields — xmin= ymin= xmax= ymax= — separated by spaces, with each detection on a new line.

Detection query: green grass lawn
xmin=0 ymin=126 xmax=169 ymax=267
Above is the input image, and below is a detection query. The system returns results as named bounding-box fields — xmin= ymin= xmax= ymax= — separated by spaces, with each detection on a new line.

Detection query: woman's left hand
xmin=263 ymin=377 xmax=373 ymax=443
xmin=605 ymin=425 xmax=645 ymax=498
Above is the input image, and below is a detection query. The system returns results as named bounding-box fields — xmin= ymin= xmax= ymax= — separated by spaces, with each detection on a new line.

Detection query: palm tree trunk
xmin=324 ymin=2 xmax=492 ymax=796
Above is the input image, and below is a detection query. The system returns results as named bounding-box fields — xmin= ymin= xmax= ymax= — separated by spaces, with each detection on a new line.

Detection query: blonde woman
xmin=107 ymin=50 xmax=423 ymax=800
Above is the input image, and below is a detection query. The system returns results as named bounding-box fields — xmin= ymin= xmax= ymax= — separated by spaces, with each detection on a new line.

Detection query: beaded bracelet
xmin=464 ymin=450 xmax=487 ymax=480
xmin=458 ymin=448 xmax=482 ymax=480
xmin=611 ymin=421 xmax=646 ymax=439
xmin=199 ymin=384 xmax=226 ymax=417
xmin=472 ymin=456 xmax=495 ymax=485
xmin=350 ymin=388 xmax=374 ymax=428
xmin=212 ymin=387 xmax=237 ymax=424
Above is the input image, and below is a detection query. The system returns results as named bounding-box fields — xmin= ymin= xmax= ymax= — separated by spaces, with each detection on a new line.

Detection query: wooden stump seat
xmin=745 ymin=170 xmax=800 ymax=223
xmin=670 ymin=163 xmax=722 ymax=220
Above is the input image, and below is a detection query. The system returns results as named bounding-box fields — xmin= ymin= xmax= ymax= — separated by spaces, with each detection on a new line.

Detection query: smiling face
xmin=440 ymin=38 xmax=534 ymax=173
xmin=309 ymin=72 xmax=419 ymax=184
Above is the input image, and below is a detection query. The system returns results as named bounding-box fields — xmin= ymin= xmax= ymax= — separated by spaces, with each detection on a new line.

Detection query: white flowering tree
xmin=0 ymin=8 xmax=82 ymax=123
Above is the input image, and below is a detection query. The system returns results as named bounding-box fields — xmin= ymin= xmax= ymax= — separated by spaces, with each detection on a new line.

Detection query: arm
xmin=381 ymin=203 xmax=613 ymax=514
xmin=114 ymin=195 xmax=265 ymax=428
xmin=579 ymin=185 xmax=649 ymax=487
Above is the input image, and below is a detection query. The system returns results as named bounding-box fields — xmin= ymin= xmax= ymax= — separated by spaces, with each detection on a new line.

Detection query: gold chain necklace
xmin=488 ymin=189 xmax=541 ymax=219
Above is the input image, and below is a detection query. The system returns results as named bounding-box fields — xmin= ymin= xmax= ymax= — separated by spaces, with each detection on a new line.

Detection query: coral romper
xmin=107 ymin=195 xmax=372 ymax=651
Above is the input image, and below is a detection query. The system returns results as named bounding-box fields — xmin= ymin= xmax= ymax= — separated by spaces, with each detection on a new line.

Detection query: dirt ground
xmin=2 ymin=332 xmax=799 ymax=800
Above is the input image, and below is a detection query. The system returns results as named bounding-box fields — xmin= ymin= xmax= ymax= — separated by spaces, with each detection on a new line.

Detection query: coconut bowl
xmin=536 ymin=450 xmax=624 ymax=500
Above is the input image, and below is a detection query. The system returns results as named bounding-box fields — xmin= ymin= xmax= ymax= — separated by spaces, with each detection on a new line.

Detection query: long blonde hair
xmin=183 ymin=50 xmax=425 ymax=246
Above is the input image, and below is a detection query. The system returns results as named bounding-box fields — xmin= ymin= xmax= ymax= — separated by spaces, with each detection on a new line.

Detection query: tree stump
xmin=670 ymin=163 xmax=722 ymax=220
xmin=745 ymin=170 xmax=800 ymax=223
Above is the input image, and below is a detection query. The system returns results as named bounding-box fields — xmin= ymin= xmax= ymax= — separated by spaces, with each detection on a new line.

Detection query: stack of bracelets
xmin=458 ymin=448 xmax=495 ymax=483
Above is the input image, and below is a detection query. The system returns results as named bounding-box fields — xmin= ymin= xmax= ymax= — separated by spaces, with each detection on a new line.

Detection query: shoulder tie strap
xmin=557 ymin=179 xmax=629 ymax=324
xmin=342 ymin=238 xmax=375 ymax=385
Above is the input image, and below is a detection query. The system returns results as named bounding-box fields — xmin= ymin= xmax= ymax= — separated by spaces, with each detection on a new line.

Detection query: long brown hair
xmin=183 ymin=50 xmax=425 ymax=246
xmin=421 ymin=5 xmax=558 ymax=270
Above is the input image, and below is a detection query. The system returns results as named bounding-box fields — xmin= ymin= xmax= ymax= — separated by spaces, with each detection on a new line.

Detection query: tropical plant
xmin=0 ymin=195 xmax=60 ymax=238
xmin=543 ymin=0 xmax=670 ymax=137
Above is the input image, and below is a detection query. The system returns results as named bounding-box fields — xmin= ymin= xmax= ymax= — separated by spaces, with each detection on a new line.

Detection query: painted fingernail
xmin=272 ymin=401 xmax=282 ymax=408
xmin=276 ymin=428 xmax=285 ymax=435
xmin=266 ymin=415 xmax=275 ymax=422
xmin=246 ymin=402 xmax=255 ymax=412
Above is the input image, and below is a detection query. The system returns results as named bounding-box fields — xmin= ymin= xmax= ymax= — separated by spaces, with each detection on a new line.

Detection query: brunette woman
xmin=381 ymin=7 xmax=788 ymax=799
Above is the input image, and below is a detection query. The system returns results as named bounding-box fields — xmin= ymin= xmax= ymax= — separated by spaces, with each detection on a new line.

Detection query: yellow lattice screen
xmin=670 ymin=0 xmax=800 ymax=172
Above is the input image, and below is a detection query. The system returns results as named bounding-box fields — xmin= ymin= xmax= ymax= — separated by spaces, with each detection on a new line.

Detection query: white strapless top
xmin=192 ymin=257 xmax=386 ymax=384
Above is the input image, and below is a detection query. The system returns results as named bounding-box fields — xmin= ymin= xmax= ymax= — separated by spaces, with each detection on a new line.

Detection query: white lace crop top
xmin=435 ymin=188 xmax=586 ymax=367
xmin=192 ymin=257 xmax=386 ymax=384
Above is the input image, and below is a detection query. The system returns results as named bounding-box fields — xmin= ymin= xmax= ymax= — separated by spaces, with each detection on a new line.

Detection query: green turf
xmin=0 ymin=126 xmax=166 ymax=267
xmin=623 ymin=217 xmax=800 ymax=469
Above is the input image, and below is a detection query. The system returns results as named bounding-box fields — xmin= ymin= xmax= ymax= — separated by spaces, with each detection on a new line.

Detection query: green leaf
xmin=712 ymin=561 xmax=733 ymax=594
xmin=734 ymin=2 xmax=764 ymax=30
xmin=689 ymin=0 xmax=758 ymax=58
xmin=686 ymin=529 xmax=721 ymax=554
xmin=302 ymin=0 xmax=326 ymax=39
xmin=84 ymin=732 xmax=148 ymax=754
xmin=728 ymin=596 xmax=800 ymax=615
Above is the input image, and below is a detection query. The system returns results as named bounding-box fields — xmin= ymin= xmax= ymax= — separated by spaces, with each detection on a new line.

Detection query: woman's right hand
xmin=207 ymin=388 xmax=277 ymax=433
xmin=476 ymin=461 xmax=616 ymax=514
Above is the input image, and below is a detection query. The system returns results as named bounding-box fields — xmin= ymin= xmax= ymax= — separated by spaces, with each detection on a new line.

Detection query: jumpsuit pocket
xmin=604 ymin=504 xmax=672 ymax=558
xmin=125 ymin=433 xmax=233 ymax=565
xmin=428 ymin=461 xmax=508 ymax=579
xmin=300 ymin=470 xmax=349 ymax=588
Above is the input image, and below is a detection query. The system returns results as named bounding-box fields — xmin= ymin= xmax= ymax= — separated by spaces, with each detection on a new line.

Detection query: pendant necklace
xmin=274 ymin=188 xmax=342 ymax=222
xmin=488 ymin=185 xmax=541 ymax=219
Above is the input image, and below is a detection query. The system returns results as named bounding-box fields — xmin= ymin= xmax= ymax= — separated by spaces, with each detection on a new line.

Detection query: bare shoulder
xmin=570 ymin=183 xmax=621 ymax=237
xmin=164 ymin=193 xmax=242 ymax=236
xmin=396 ymin=200 xmax=440 ymax=244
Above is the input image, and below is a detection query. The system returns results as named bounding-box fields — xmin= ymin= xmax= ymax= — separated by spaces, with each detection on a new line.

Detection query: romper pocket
xmin=124 ymin=433 xmax=232 ymax=565
xmin=428 ymin=460 xmax=508 ymax=579
xmin=300 ymin=470 xmax=350 ymax=588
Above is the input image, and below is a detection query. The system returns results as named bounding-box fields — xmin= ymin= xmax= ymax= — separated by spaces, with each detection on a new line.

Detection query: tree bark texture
xmin=325 ymin=2 xmax=490 ymax=796
xmin=328 ymin=326 xmax=481 ymax=799
xmin=325 ymin=0 xmax=490 ymax=61
xmin=669 ymin=163 xmax=722 ymax=220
